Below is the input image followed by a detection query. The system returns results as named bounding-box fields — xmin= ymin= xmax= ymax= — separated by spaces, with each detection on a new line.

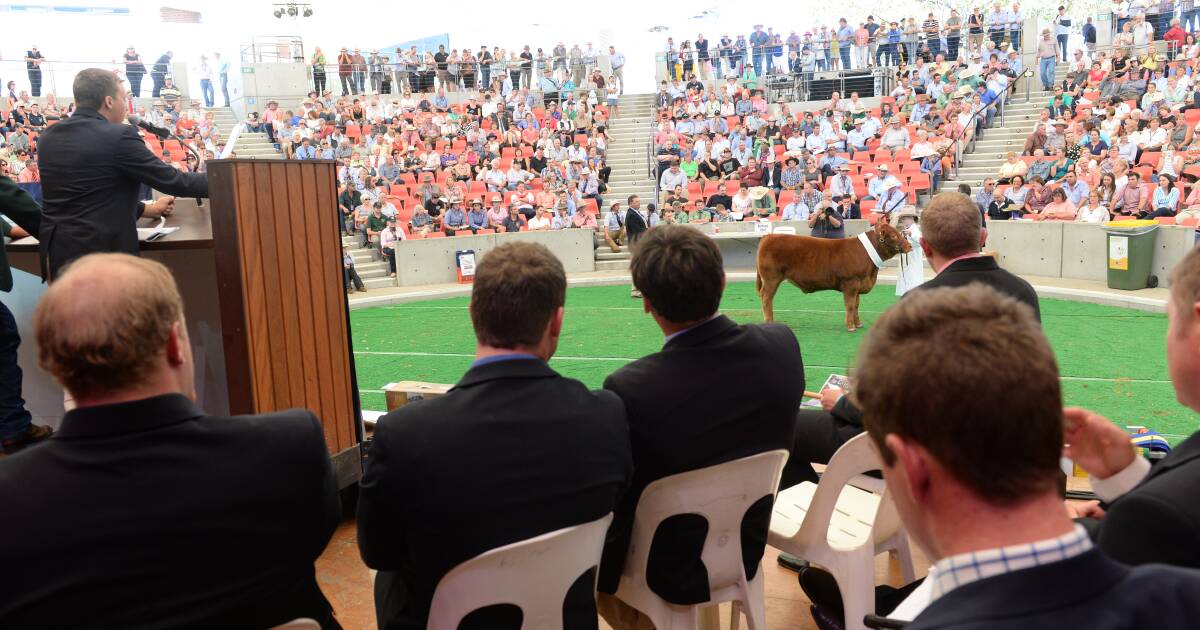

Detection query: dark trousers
xmin=343 ymin=264 xmax=365 ymax=291
xmin=151 ymin=72 xmax=165 ymax=97
xmin=0 ymin=301 xmax=32 ymax=440
xmin=383 ymin=248 xmax=396 ymax=274
xmin=128 ymin=72 xmax=144 ymax=97
xmin=1057 ymin=34 xmax=1069 ymax=61
xmin=779 ymin=408 xmax=864 ymax=489
xmin=28 ymin=70 xmax=42 ymax=97
xmin=340 ymin=75 xmax=352 ymax=95
xmin=946 ymin=36 xmax=960 ymax=60
xmin=1010 ymin=28 xmax=1022 ymax=51
xmin=313 ymin=71 xmax=326 ymax=94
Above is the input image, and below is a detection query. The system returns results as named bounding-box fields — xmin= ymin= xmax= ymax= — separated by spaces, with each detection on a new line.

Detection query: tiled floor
xmin=316 ymin=517 xmax=931 ymax=630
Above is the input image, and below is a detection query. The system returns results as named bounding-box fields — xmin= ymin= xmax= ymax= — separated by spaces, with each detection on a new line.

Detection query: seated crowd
xmin=985 ymin=34 xmax=1200 ymax=224
xmin=1 ymin=78 xmax=224 ymax=184
xmin=646 ymin=48 xmax=1021 ymax=234
xmin=7 ymin=203 xmax=1200 ymax=629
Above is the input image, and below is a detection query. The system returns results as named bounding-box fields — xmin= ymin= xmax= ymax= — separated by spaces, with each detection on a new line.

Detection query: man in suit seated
xmin=0 ymin=253 xmax=341 ymax=628
xmin=596 ymin=224 xmax=805 ymax=629
xmin=1063 ymin=244 xmax=1200 ymax=569
xmin=855 ymin=284 xmax=1200 ymax=629
xmin=781 ymin=191 xmax=1040 ymax=491
xmin=358 ymin=241 xmax=633 ymax=630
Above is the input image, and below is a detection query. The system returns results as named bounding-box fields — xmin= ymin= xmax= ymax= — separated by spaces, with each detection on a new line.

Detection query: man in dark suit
xmin=0 ymin=253 xmax=341 ymax=629
xmin=624 ymin=194 xmax=650 ymax=298
xmin=37 ymin=68 xmax=207 ymax=279
xmin=854 ymin=284 xmax=1200 ymax=630
xmin=782 ymin=191 xmax=1041 ymax=492
xmin=1063 ymin=245 xmax=1200 ymax=569
xmin=597 ymin=225 xmax=804 ymax=627
xmin=0 ymin=178 xmax=51 ymax=454
xmin=358 ymin=241 xmax=633 ymax=630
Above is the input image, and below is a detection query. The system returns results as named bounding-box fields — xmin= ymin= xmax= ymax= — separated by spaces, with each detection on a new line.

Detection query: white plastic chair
xmin=426 ymin=513 xmax=613 ymax=630
xmin=772 ymin=226 xmax=797 ymax=235
xmin=767 ymin=433 xmax=916 ymax=630
xmin=268 ymin=619 xmax=320 ymax=630
xmin=614 ymin=449 xmax=790 ymax=630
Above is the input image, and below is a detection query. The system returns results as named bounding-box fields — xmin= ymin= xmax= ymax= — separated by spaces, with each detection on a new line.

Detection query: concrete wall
xmin=394 ymin=229 xmax=595 ymax=285
xmin=990 ymin=222 xmax=1193 ymax=287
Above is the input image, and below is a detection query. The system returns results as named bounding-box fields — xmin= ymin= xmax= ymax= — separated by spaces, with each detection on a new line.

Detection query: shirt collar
xmin=930 ymin=524 xmax=1093 ymax=604
xmin=470 ymin=352 xmax=540 ymax=369
xmin=663 ymin=313 xmax=720 ymax=345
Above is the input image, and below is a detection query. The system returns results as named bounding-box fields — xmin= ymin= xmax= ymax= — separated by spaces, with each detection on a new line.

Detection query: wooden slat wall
xmin=208 ymin=160 xmax=359 ymax=454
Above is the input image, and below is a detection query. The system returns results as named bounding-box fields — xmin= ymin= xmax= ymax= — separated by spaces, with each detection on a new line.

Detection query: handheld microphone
xmin=127 ymin=115 xmax=172 ymax=139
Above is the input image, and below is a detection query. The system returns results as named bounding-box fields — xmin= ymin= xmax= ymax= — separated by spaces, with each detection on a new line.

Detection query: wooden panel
xmin=207 ymin=159 xmax=360 ymax=456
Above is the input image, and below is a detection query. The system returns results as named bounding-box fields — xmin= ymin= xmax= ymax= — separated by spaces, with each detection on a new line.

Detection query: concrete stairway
xmin=208 ymin=107 xmax=283 ymax=159
xmin=938 ymin=64 xmax=1068 ymax=193
xmin=595 ymin=93 xmax=658 ymax=271
xmin=341 ymin=234 xmax=396 ymax=290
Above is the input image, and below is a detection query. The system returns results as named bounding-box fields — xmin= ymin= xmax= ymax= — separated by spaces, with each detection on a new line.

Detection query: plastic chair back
xmin=427 ymin=513 xmax=613 ymax=630
xmin=616 ymin=450 xmax=789 ymax=630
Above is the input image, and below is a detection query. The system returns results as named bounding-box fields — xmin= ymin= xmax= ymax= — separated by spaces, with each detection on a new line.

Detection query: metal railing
xmin=241 ymin=36 xmax=305 ymax=64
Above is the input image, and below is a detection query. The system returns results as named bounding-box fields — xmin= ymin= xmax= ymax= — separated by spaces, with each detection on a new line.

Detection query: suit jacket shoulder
xmin=1097 ymin=434 xmax=1200 ymax=568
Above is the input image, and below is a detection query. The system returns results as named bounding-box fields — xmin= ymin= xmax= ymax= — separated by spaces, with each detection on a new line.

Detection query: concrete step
xmin=595 ymin=250 xmax=633 ymax=261
xmin=361 ymin=277 xmax=397 ymax=290
xmin=595 ymin=259 xmax=631 ymax=271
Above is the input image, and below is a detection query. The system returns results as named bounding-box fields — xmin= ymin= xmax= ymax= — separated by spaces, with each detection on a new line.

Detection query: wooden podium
xmin=4 ymin=159 xmax=364 ymax=487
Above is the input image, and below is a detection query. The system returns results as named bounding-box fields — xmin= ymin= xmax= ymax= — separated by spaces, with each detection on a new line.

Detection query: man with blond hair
xmin=849 ymin=284 xmax=1200 ymax=628
xmin=0 ymin=254 xmax=341 ymax=628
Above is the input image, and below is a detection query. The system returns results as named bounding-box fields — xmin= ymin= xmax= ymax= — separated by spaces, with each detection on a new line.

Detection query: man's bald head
xmin=35 ymin=254 xmax=190 ymax=401
xmin=921 ymin=192 xmax=984 ymax=258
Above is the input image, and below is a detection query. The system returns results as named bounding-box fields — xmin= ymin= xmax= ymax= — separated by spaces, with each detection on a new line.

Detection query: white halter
xmin=859 ymin=231 xmax=884 ymax=269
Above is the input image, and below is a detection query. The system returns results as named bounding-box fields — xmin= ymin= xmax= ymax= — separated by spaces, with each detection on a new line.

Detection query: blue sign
xmin=380 ymin=33 xmax=450 ymax=59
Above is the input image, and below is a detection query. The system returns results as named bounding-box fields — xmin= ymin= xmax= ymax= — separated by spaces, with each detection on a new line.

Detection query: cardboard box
xmin=384 ymin=381 xmax=453 ymax=411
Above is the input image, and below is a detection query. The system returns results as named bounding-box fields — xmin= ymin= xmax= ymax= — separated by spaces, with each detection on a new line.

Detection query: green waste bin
xmin=1102 ymin=220 xmax=1159 ymax=290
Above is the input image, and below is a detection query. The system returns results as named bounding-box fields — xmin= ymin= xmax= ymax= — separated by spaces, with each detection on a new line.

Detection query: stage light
xmin=287 ymin=4 xmax=298 ymax=16
xmin=302 ymin=7 xmax=312 ymax=16
xmin=273 ymin=8 xmax=283 ymax=17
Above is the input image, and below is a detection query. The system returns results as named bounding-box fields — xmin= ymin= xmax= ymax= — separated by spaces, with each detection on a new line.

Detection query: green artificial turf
xmin=349 ymin=283 xmax=1197 ymax=443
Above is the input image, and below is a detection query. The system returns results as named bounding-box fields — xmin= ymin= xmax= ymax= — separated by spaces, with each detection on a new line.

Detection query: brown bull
xmin=756 ymin=224 xmax=912 ymax=331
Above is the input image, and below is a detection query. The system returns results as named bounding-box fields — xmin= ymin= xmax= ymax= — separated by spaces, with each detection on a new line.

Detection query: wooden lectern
xmin=4 ymin=159 xmax=364 ymax=487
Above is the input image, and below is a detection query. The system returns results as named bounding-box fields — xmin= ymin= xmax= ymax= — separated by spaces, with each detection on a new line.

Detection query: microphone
xmin=128 ymin=115 xmax=172 ymax=139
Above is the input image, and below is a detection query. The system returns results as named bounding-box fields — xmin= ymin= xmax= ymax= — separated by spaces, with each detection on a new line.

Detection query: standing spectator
xmin=945 ymin=10 xmax=962 ymax=60
xmin=1038 ymin=29 xmax=1058 ymax=91
xmin=379 ymin=218 xmax=401 ymax=277
xmin=124 ymin=46 xmax=146 ymax=98
xmin=750 ymin=24 xmax=770 ymax=76
xmin=609 ymin=46 xmax=626 ymax=94
xmin=0 ymin=178 xmax=47 ymax=456
xmin=24 ymin=46 xmax=44 ymax=98
xmin=197 ymin=56 xmax=214 ymax=108
xmin=1054 ymin=5 xmax=1073 ymax=61
xmin=923 ymin=13 xmax=942 ymax=58
xmin=151 ymin=50 xmax=172 ymax=98
xmin=214 ymin=52 xmax=230 ymax=106
xmin=1009 ymin=2 xmax=1024 ymax=51
xmin=337 ymin=48 xmax=353 ymax=96
xmin=311 ymin=47 xmax=327 ymax=94
xmin=351 ymin=48 xmax=367 ymax=94
xmin=343 ymin=248 xmax=366 ymax=293
xmin=1083 ymin=16 xmax=1098 ymax=54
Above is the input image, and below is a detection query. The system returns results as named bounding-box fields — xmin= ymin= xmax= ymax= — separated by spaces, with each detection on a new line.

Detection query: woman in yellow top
xmin=311 ymin=47 xmax=327 ymax=95
xmin=997 ymin=151 xmax=1028 ymax=184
